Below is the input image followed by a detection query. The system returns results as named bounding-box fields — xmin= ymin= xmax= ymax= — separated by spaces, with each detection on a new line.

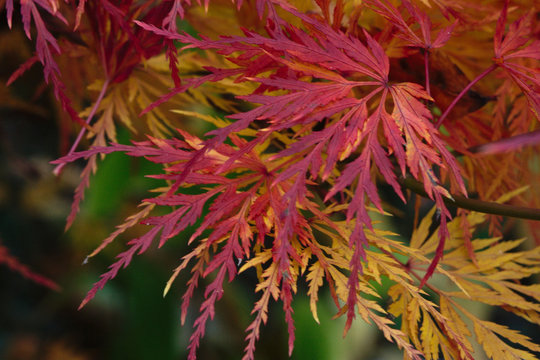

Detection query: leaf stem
xmin=468 ymin=129 xmax=540 ymax=155
xmin=435 ymin=64 xmax=497 ymax=129
xmin=400 ymin=175 xmax=540 ymax=221
xmin=53 ymin=78 xmax=110 ymax=176
xmin=424 ymin=50 xmax=431 ymax=97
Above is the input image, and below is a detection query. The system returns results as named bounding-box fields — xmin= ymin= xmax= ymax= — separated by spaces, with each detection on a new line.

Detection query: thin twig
xmin=424 ymin=50 xmax=431 ymax=97
xmin=435 ymin=64 xmax=497 ymax=129
xmin=53 ymin=78 xmax=110 ymax=176
xmin=400 ymin=175 xmax=540 ymax=221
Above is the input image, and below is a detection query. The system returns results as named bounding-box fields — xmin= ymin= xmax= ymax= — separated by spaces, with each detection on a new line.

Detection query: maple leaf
xmin=367 ymin=0 xmax=457 ymax=49
xmin=436 ymin=0 xmax=539 ymax=129
xmin=492 ymin=0 xmax=540 ymax=119
xmin=4 ymin=0 xmax=84 ymax=128
xmin=365 ymin=0 xmax=457 ymax=95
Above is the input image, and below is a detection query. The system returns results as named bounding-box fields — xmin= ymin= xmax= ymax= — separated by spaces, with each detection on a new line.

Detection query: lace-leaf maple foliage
xmin=4 ymin=0 xmax=540 ymax=359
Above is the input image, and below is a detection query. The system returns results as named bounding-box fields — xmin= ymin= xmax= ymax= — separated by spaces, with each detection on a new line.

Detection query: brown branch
xmin=400 ymin=176 xmax=540 ymax=221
